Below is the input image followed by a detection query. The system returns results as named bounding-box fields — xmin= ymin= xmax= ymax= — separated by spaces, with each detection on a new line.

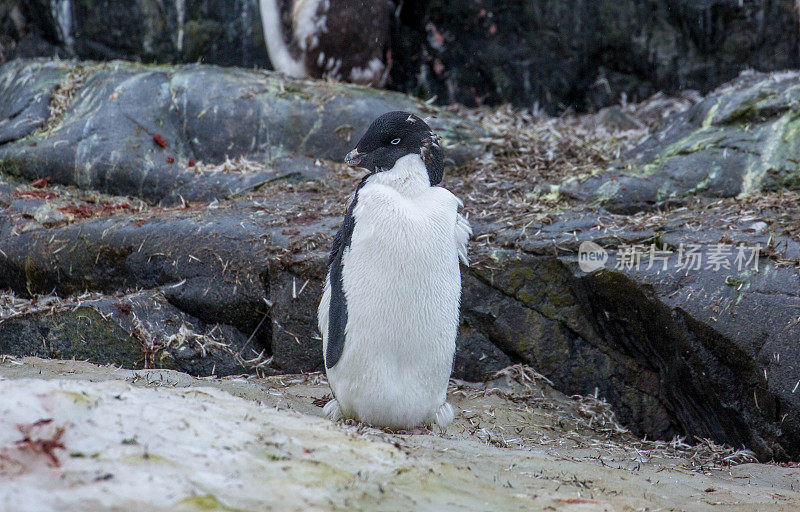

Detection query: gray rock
xmin=0 ymin=59 xmax=66 ymax=143
xmin=1 ymin=59 xmax=799 ymax=462
xmin=563 ymin=70 xmax=800 ymax=212
xmin=466 ymin=199 xmax=800 ymax=461
xmin=0 ymin=59 xmax=485 ymax=204
xmin=0 ymin=206 xmax=273 ymax=338
xmin=23 ymin=0 xmax=267 ymax=68
xmin=452 ymin=326 xmax=513 ymax=382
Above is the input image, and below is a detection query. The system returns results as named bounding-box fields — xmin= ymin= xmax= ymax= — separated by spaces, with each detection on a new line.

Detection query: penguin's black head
xmin=344 ymin=111 xmax=444 ymax=185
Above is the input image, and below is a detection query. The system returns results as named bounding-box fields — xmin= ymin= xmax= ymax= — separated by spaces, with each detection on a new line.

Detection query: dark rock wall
xmin=396 ymin=0 xmax=800 ymax=112
xmin=3 ymin=1 xmax=799 ymax=112
xmin=9 ymin=0 xmax=268 ymax=67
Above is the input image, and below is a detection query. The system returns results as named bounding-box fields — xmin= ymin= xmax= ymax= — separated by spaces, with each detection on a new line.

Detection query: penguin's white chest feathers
xmin=321 ymin=154 xmax=467 ymax=429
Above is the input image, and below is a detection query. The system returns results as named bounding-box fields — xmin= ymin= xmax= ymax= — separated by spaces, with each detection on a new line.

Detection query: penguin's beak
xmin=344 ymin=149 xmax=363 ymax=167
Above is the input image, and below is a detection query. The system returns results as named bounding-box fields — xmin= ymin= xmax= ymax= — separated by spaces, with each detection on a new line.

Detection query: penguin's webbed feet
xmin=322 ymin=398 xmax=342 ymax=422
xmin=433 ymin=401 xmax=454 ymax=429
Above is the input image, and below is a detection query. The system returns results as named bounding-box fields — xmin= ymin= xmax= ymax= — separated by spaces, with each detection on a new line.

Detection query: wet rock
xmin=563 ymin=70 xmax=800 ymax=212
xmin=21 ymin=0 xmax=267 ymax=68
xmin=1 ymin=61 xmax=798 ymax=462
xmin=0 ymin=59 xmax=484 ymax=204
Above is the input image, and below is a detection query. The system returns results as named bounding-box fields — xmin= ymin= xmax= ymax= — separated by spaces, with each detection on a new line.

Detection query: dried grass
xmin=444 ymin=93 xmax=696 ymax=239
xmin=0 ymin=291 xmax=108 ymax=324
xmin=133 ymin=315 xmax=271 ymax=373
xmin=37 ymin=65 xmax=90 ymax=134
xmin=191 ymin=157 xmax=267 ymax=175
xmin=460 ymin=364 xmax=759 ymax=471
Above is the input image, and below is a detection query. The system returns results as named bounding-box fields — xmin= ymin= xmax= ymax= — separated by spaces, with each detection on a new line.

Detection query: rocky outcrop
xmin=469 ymin=201 xmax=800 ymax=461
xmin=0 ymin=59 xmax=482 ymax=205
xmin=1 ymin=58 xmax=799 ymax=461
xmin=17 ymin=0 xmax=267 ymax=67
xmin=0 ymin=57 xmax=484 ymax=378
xmin=563 ymin=70 xmax=800 ymax=212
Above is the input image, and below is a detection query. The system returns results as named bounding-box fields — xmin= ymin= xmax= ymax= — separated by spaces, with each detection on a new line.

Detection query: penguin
xmin=258 ymin=0 xmax=391 ymax=85
xmin=317 ymin=111 xmax=471 ymax=430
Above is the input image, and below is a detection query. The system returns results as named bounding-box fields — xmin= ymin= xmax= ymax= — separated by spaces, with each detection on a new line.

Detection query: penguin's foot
xmin=322 ymin=399 xmax=342 ymax=422
xmin=433 ymin=402 xmax=454 ymax=429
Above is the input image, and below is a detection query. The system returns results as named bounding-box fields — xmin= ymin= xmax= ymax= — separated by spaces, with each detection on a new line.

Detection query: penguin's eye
xmin=390 ymin=138 xmax=401 ymax=145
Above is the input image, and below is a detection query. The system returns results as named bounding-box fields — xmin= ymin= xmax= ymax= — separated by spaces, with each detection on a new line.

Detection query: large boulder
xmin=0 ymin=291 xmax=260 ymax=376
xmin=465 ymin=198 xmax=800 ymax=461
xmin=19 ymin=0 xmax=267 ymax=67
xmin=0 ymin=59 xmax=483 ymax=204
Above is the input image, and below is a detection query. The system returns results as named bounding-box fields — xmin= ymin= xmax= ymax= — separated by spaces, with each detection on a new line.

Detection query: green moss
xmin=45 ymin=307 xmax=143 ymax=368
xmin=517 ymin=290 xmax=534 ymax=304
xmin=625 ymin=128 xmax=718 ymax=181
xmin=595 ymin=179 xmax=622 ymax=202
xmin=725 ymin=276 xmax=746 ymax=287
xmin=782 ymin=113 xmax=800 ymax=143
xmin=69 ymin=451 xmax=101 ymax=458
xmin=56 ymin=390 xmax=94 ymax=406
xmin=719 ymin=89 xmax=779 ymax=125
xmin=562 ymin=166 xmax=607 ymax=185
xmin=182 ymin=21 xmax=225 ymax=63
xmin=120 ymin=453 xmax=175 ymax=465
xmin=174 ymin=495 xmax=246 ymax=512
xmin=507 ymin=266 xmax=537 ymax=292
xmin=702 ymin=101 xmax=720 ymax=129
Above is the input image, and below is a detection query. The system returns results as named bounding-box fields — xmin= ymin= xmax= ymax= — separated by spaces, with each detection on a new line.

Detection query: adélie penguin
xmin=318 ymin=111 xmax=471 ymax=430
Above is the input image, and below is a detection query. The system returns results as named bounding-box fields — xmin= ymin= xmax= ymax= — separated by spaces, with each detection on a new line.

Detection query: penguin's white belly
xmin=327 ymin=184 xmax=461 ymax=429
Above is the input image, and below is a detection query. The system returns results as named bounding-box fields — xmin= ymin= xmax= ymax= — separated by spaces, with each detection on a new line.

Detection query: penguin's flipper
xmin=323 ymin=398 xmax=343 ymax=422
xmin=433 ymin=402 xmax=455 ymax=429
xmin=326 ymin=180 xmax=369 ymax=369
xmin=454 ymin=212 xmax=472 ymax=266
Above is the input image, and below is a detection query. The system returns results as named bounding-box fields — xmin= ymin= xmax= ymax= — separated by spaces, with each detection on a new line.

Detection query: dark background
xmin=3 ymin=1 xmax=800 ymax=113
